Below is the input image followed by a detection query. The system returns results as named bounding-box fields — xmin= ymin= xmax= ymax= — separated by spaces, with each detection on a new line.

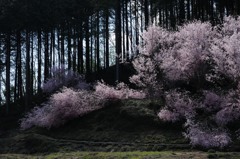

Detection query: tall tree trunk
xmin=49 ymin=30 xmax=53 ymax=76
xmin=5 ymin=32 xmax=11 ymax=114
xmin=165 ymin=4 xmax=169 ymax=28
xmin=187 ymin=0 xmax=191 ymax=20
xmin=105 ymin=9 xmax=109 ymax=68
xmin=15 ymin=30 xmax=22 ymax=101
xmin=130 ymin=0 xmax=134 ymax=57
xmin=44 ymin=31 xmax=49 ymax=82
xmin=78 ymin=20 xmax=84 ymax=74
xmin=170 ymin=1 xmax=176 ymax=29
xmin=94 ymin=34 xmax=97 ymax=72
xmin=25 ymin=30 xmax=31 ymax=110
xmin=0 ymin=36 xmax=2 ymax=107
xmin=96 ymin=11 xmax=100 ymax=71
xmin=159 ymin=7 xmax=162 ymax=26
xmin=90 ymin=16 xmax=93 ymax=72
xmin=61 ymin=25 xmax=65 ymax=65
xmin=17 ymin=32 xmax=23 ymax=99
xmin=140 ymin=0 xmax=144 ymax=36
xmin=122 ymin=2 xmax=126 ymax=60
xmin=68 ymin=25 xmax=72 ymax=70
xmin=135 ymin=0 xmax=139 ymax=54
xmin=37 ymin=30 xmax=42 ymax=93
xmin=236 ymin=0 xmax=240 ymax=14
xmin=144 ymin=0 xmax=149 ymax=29
xmin=179 ymin=0 xmax=185 ymax=24
xmin=30 ymin=32 xmax=34 ymax=97
xmin=57 ymin=28 xmax=61 ymax=68
xmin=85 ymin=16 xmax=90 ymax=81
xmin=14 ymin=55 xmax=18 ymax=103
xmin=191 ymin=0 xmax=196 ymax=19
xmin=209 ymin=0 xmax=214 ymax=24
xmin=51 ymin=29 xmax=56 ymax=70
xmin=49 ymin=31 xmax=52 ymax=77
xmin=115 ymin=0 xmax=122 ymax=82
xmin=73 ymin=27 xmax=77 ymax=72
xmin=125 ymin=1 xmax=129 ymax=61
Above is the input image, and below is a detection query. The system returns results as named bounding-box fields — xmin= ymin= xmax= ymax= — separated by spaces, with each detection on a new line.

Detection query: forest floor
xmin=1 ymin=99 xmax=240 ymax=158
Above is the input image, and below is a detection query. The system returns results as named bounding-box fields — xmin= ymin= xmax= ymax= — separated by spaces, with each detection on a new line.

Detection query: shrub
xmin=184 ymin=120 xmax=231 ymax=149
xmin=214 ymin=87 xmax=240 ymax=126
xmin=158 ymin=90 xmax=194 ymax=122
xmin=20 ymin=87 xmax=104 ymax=129
xmin=94 ymin=81 xmax=146 ymax=100
xmin=20 ymin=82 xmax=146 ymax=130
xmin=158 ymin=89 xmax=239 ymax=148
xmin=210 ymin=17 xmax=240 ymax=82
xmin=42 ymin=67 xmax=90 ymax=93
xmin=201 ymin=91 xmax=223 ymax=113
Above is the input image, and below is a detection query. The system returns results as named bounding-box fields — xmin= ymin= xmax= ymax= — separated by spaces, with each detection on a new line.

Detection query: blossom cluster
xmin=21 ymin=81 xmax=145 ymax=130
xmin=20 ymin=87 xmax=105 ymax=129
xmin=95 ymin=82 xmax=146 ymax=100
xmin=133 ymin=16 xmax=240 ymax=148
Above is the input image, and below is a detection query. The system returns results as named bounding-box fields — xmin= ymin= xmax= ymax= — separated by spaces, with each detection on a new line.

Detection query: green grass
xmin=2 ymin=151 xmax=240 ymax=159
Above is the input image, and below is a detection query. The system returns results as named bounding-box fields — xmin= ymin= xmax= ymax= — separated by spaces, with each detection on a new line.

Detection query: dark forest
xmin=0 ymin=0 xmax=239 ymax=114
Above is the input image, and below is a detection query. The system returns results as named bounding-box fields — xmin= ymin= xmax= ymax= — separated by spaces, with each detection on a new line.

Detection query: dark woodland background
xmin=0 ymin=0 xmax=240 ymax=114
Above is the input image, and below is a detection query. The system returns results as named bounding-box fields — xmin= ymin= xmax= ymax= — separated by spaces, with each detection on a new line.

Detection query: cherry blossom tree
xmin=215 ymin=85 xmax=240 ymax=126
xmin=130 ymin=26 xmax=172 ymax=97
xmin=131 ymin=22 xmax=216 ymax=95
xmin=211 ymin=16 xmax=240 ymax=82
xmin=158 ymin=90 xmax=233 ymax=148
xmin=20 ymin=87 xmax=105 ymax=129
xmin=161 ymin=21 xmax=214 ymax=83
xmin=184 ymin=120 xmax=231 ymax=149
xmin=132 ymin=17 xmax=240 ymax=148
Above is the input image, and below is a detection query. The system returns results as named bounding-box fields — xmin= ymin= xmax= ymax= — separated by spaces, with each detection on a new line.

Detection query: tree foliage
xmin=132 ymin=16 xmax=240 ymax=148
xmin=20 ymin=87 xmax=105 ymax=129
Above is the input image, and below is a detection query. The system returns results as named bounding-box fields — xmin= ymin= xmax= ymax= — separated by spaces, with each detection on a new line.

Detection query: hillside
xmin=0 ymin=99 xmax=190 ymax=154
xmin=2 ymin=99 xmax=240 ymax=159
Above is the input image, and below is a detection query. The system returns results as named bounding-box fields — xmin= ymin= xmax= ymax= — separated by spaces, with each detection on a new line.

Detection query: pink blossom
xmin=158 ymin=90 xmax=195 ymax=122
xmin=161 ymin=21 xmax=214 ymax=81
xmin=94 ymin=81 xmax=146 ymax=100
xmin=20 ymin=87 xmax=104 ymax=129
xmin=184 ymin=121 xmax=231 ymax=148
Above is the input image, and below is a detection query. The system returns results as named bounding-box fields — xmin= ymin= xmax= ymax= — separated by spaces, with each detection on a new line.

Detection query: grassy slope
xmin=0 ymin=99 xmax=188 ymax=153
xmin=0 ymin=99 xmax=240 ymax=157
